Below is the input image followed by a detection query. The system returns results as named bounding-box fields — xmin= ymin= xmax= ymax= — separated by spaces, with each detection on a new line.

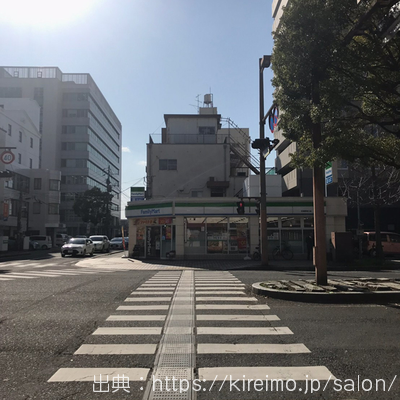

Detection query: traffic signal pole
xmin=259 ymin=57 xmax=269 ymax=266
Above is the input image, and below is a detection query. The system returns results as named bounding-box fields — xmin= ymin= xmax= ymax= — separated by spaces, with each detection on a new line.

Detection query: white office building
xmin=0 ymin=67 xmax=122 ymax=238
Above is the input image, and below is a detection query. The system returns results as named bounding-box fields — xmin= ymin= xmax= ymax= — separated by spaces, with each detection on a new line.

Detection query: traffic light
xmin=0 ymin=171 xmax=14 ymax=178
xmin=255 ymin=201 xmax=260 ymax=215
xmin=251 ymin=138 xmax=270 ymax=150
xmin=236 ymin=201 xmax=245 ymax=215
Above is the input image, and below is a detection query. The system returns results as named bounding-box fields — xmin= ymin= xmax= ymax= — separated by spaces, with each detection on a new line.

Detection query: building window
xmin=19 ymin=131 xmax=22 ymax=142
xmin=33 ymin=202 xmax=41 ymax=214
xmin=18 ymin=153 xmax=21 ymax=164
xmin=34 ymin=178 xmax=42 ymax=190
xmin=8 ymin=124 xmax=12 ymax=136
xmin=281 ymin=217 xmax=301 ymax=228
xmin=199 ymin=126 xmax=215 ymax=135
xmin=49 ymin=179 xmax=60 ymax=191
xmin=191 ymin=191 xmax=203 ymax=197
xmin=159 ymin=159 xmax=177 ymax=170
xmin=210 ymin=188 xmax=225 ymax=197
xmin=30 ymin=137 xmax=33 ymax=148
xmin=30 ymin=159 xmax=33 ymax=169
xmin=62 ymin=109 xmax=88 ymax=118
xmin=48 ymin=203 xmax=59 ymax=215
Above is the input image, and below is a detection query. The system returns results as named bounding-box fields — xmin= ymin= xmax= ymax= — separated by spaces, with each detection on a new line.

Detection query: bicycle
xmin=272 ymin=244 xmax=293 ymax=260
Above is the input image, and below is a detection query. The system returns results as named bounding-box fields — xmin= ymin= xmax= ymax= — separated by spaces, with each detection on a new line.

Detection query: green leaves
xmin=272 ymin=0 xmax=400 ymax=168
xmin=72 ymin=187 xmax=113 ymax=226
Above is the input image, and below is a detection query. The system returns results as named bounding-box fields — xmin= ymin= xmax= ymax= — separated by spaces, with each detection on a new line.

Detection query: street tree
xmin=272 ymin=0 xmax=400 ymax=169
xmin=73 ymin=187 xmax=113 ymax=230
xmin=272 ymin=0 xmax=400 ymax=283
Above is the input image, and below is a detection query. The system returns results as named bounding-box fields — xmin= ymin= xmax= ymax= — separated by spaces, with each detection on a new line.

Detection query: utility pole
xmin=105 ymin=165 xmax=112 ymax=239
xmin=311 ymin=76 xmax=328 ymax=285
xmin=259 ymin=56 xmax=270 ymax=266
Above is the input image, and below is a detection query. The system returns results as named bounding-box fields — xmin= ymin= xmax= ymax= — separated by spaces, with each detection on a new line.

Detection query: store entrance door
xmin=146 ymin=226 xmax=160 ymax=258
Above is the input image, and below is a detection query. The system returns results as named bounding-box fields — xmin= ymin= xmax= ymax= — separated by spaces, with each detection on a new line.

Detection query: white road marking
xmin=106 ymin=315 xmax=166 ymax=321
xmin=117 ymin=305 xmax=169 ymax=311
xmin=124 ymin=297 xmax=171 ymax=302
xmin=197 ymin=327 xmax=293 ymax=335
xmin=93 ymin=327 xmax=162 ymax=335
xmin=196 ymin=304 xmax=270 ymax=310
xmin=199 ymin=366 xmax=335 ymax=380
xmin=196 ymin=297 xmax=257 ymax=301
xmin=196 ymin=314 xmax=280 ymax=321
xmin=48 ymin=368 xmax=149 ymax=382
xmin=74 ymin=344 xmax=157 ymax=354
xmin=197 ymin=343 xmax=310 ymax=354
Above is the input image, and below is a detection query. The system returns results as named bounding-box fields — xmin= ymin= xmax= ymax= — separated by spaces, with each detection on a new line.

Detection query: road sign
xmin=1 ymin=150 xmax=15 ymax=164
xmin=268 ymin=106 xmax=279 ymax=133
xmin=325 ymin=162 xmax=333 ymax=185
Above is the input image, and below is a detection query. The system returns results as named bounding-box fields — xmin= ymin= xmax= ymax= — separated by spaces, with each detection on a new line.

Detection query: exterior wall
xmin=243 ymin=175 xmax=283 ymax=198
xmin=166 ymin=116 xmax=219 ymax=137
xmin=272 ymin=0 xmax=289 ymax=32
xmin=0 ymin=67 xmax=122 ymax=237
xmin=148 ymin=143 xmax=232 ymax=198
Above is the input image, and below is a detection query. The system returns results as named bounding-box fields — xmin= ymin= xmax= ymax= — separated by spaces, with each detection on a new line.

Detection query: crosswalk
xmin=0 ymin=267 xmax=122 ymax=281
xmin=47 ymin=270 xmax=338 ymax=399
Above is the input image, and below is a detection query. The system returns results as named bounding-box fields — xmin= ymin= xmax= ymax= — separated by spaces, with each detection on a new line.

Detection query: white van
xmin=55 ymin=233 xmax=69 ymax=247
xmin=29 ymin=235 xmax=53 ymax=249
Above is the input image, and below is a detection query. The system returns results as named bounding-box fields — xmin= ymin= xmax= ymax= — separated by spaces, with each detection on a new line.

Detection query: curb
xmin=252 ymin=282 xmax=400 ymax=303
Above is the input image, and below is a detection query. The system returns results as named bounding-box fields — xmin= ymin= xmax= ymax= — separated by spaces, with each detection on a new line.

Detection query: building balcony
xmin=206 ymin=179 xmax=230 ymax=189
xmin=283 ymin=169 xmax=298 ymax=192
xmin=275 ymin=142 xmax=297 ymax=174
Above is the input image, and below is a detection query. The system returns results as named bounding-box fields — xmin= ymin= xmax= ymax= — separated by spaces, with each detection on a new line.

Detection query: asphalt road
xmin=0 ymin=253 xmax=399 ymax=400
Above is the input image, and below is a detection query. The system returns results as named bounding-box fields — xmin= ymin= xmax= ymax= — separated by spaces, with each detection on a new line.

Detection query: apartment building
xmin=0 ymin=67 xmax=122 ymax=237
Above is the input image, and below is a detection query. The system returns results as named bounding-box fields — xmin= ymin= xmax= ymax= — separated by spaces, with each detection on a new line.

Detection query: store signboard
xmin=131 ymin=186 xmax=145 ymax=201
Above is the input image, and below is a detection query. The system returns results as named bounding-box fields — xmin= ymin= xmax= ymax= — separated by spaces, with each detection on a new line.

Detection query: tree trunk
xmin=371 ymin=166 xmax=384 ymax=260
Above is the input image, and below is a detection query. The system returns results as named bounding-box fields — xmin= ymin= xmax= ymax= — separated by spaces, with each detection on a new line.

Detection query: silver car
xmin=110 ymin=237 xmax=129 ymax=250
xmin=89 ymin=235 xmax=110 ymax=253
xmin=61 ymin=238 xmax=94 ymax=257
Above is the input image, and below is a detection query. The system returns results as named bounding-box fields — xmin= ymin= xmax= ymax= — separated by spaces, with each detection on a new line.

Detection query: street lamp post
xmin=259 ymin=55 xmax=271 ymax=266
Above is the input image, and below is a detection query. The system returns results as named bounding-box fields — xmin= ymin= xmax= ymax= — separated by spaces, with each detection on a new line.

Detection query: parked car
xmin=29 ymin=240 xmax=40 ymax=250
xmin=89 ymin=235 xmax=110 ymax=252
xmin=110 ymin=237 xmax=129 ymax=250
xmin=29 ymin=235 xmax=53 ymax=250
xmin=61 ymin=238 xmax=94 ymax=257
xmin=55 ymin=233 xmax=69 ymax=247
xmin=364 ymin=231 xmax=400 ymax=256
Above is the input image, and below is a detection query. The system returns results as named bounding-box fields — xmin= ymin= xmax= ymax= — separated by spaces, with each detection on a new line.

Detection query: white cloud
xmin=137 ymin=160 xmax=146 ymax=166
xmin=122 ymin=147 xmax=131 ymax=153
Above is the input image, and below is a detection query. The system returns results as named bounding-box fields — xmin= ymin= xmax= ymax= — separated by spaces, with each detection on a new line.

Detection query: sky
xmin=0 ymin=0 xmax=276 ymax=217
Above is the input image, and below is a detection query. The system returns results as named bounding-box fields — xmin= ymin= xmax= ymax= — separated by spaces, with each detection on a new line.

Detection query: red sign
xmin=1 ymin=151 xmax=15 ymax=164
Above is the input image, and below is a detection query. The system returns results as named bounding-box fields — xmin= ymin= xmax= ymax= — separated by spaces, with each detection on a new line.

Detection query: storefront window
xmin=206 ymin=217 xmax=228 ymax=254
xmin=281 ymin=217 xmax=301 ymax=228
xmin=267 ymin=230 xmax=280 ymax=252
xmin=185 ymin=217 xmax=206 ymax=255
xmin=267 ymin=217 xmax=279 ymax=228
xmin=303 ymin=216 xmax=314 ymax=227
xmin=281 ymin=230 xmax=303 ymax=253
xmin=229 ymin=217 xmax=248 ymax=254
xmin=135 ymin=226 xmax=145 ymax=257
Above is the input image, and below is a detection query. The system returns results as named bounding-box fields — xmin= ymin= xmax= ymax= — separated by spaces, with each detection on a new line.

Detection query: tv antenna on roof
xmin=189 ymin=94 xmax=201 ymax=113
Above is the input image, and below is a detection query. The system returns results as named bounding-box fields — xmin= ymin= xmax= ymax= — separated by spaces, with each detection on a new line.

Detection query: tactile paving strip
xmin=143 ymin=271 xmax=195 ymax=400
